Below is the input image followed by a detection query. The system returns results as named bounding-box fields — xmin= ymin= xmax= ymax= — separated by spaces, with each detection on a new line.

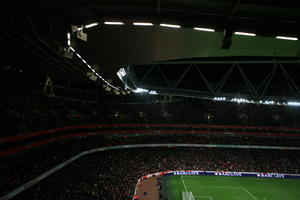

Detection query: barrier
xmin=164 ymin=170 xmax=300 ymax=179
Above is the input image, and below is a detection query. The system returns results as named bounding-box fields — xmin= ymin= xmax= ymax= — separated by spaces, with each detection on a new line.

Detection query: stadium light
xmin=67 ymin=32 xmax=71 ymax=46
xmin=160 ymin=23 xmax=181 ymax=28
xmin=264 ymin=101 xmax=275 ymax=105
xmin=133 ymin=22 xmax=153 ymax=26
xmin=212 ymin=96 xmax=300 ymax=107
xmin=104 ymin=21 xmax=124 ymax=25
xmin=287 ymin=101 xmax=300 ymax=106
xmin=234 ymin=32 xmax=256 ymax=36
xmin=194 ymin=27 xmax=215 ymax=32
xmin=84 ymin=23 xmax=99 ymax=29
xmin=276 ymin=36 xmax=298 ymax=41
xmin=133 ymin=88 xmax=149 ymax=93
xmin=117 ymin=68 xmax=127 ymax=77
xmin=149 ymin=90 xmax=158 ymax=95
xmin=231 ymin=98 xmax=250 ymax=103
xmin=214 ymin=97 xmax=226 ymax=101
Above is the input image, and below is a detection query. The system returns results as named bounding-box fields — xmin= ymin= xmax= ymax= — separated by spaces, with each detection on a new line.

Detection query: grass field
xmin=164 ymin=175 xmax=300 ymax=200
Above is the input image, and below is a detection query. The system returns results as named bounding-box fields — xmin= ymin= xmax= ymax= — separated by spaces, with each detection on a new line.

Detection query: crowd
xmin=1 ymin=83 xmax=300 ymax=138
xmin=1 ymin=79 xmax=300 ymax=200
xmin=1 ymin=134 xmax=300 ymax=198
xmin=5 ymin=147 xmax=300 ymax=200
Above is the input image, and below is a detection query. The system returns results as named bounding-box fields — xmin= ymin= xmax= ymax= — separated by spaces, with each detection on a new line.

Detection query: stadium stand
xmin=1 ymin=83 xmax=300 ymax=200
xmin=2 ymin=147 xmax=299 ymax=200
xmin=1 ymin=84 xmax=300 ymax=138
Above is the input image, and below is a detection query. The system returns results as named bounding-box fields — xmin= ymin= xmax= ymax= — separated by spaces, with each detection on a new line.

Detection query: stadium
xmin=1 ymin=1 xmax=300 ymax=200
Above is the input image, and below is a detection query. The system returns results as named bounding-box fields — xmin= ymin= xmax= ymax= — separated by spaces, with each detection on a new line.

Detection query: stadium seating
xmin=2 ymin=146 xmax=299 ymax=200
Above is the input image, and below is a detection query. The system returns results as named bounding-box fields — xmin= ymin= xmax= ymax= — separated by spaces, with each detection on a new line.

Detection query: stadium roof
xmin=1 ymin=0 xmax=300 ymax=88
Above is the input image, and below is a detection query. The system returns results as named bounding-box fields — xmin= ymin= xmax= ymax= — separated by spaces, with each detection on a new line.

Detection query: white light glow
xmin=160 ymin=23 xmax=180 ymax=28
xmin=194 ymin=27 xmax=215 ymax=32
xmin=276 ymin=36 xmax=298 ymax=41
xmin=133 ymin=88 xmax=149 ymax=93
xmin=264 ymin=101 xmax=274 ymax=105
xmin=133 ymin=22 xmax=153 ymax=26
xmin=214 ymin=97 xmax=226 ymax=101
xmin=234 ymin=32 xmax=256 ymax=36
xmin=117 ymin=68 xmax=127 ymax=77
xmin=231 ymin=98 xmax=250 ymax=103
xmin=67 ymin=32 xmax=70 ymax=40
xmin=210 ymin=95 xmax=300 ymax=107
xmin=149 ymin=90 xmax=158 ymax=95
xmin=85 ymin=23 xmax=99 ymax=28
xmin=104 ymin=21 xmax=124 ymax=25
xmin=287 ymin=101 xmax=300 ymax=106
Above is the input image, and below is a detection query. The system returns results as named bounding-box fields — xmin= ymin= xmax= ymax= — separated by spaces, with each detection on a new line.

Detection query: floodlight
xmin=85 ymin=23 xmax=99 ymax=28
xmin=234 ymin=32 xmax=256 ymax=36
xmin=160 ymin=23 xmax=180 ymax=28
xmin=194 ymin=27 xmax=215 ymax=32
xmin=104 ymin=21 xmax=124 ymax=25
xmin=276 ymin=36 xmax=298 ymax=41
xmin=133 ymin=22 xmax=153 ymax=26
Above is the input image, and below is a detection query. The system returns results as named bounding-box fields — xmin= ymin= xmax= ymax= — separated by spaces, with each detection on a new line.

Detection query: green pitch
xmin=164 ymin=175 xmax=300 ymax=200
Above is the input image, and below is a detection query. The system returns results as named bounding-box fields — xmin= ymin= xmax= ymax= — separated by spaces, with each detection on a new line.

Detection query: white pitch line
xmin=181 ymin=175 xmax=188 ymax=193
xmin=242 ymin=187 xmax=258 ymax=200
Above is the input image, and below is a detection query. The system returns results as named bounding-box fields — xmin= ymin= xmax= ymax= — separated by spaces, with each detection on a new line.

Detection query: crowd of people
xmin=1 ymin=134 xmax=300 ymax=198
xmin=4 ymin=147 xmax=299 ymax=200
xmin=1 ymin=79 xmax=300 ymax=200
xmin=1 ymin=83 xmax=300 ymax=138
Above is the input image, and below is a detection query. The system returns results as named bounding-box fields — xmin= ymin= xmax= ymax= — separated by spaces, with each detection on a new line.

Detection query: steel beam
xmin=174 ymin=64 xmax=192 ymax=88
xmin=156 ymin=65 xmax=171 ymax=86
xmin=195 ymin=64 xmax=215 ymax=94
xmin=141 ymin=65 xmax=155 ymax=82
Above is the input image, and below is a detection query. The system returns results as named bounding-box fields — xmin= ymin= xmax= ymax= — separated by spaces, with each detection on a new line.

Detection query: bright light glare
xmin=149 ymin=90 xmax=158 ymax=95
xmin=117 ymin=68 xmax=127 ymax=77
xmin=231 ymin=98 xmax=250 ymax=103
xmin=133 ymin=22 xmax=153 ymax=26
xmin=85 ymin=23 xmax=99 ymax=28
xmin=133 ymin=88 xmax=149 ymax=93
xmin=104 ymin=21 xmax=124 ymax=25
xmin=194 ymin=27 xmax=215 ymax=32
xmin=214 ymin=97 xmax=226 ymax=101
xmin=234 ymin=32 xmax=256 ymax=36
xmin=276 ymin=36 xmax=298 ymax=41
xmin=67 ymin=32 xmax=71 ymax=46
xmin=287 ymin=102 xmax=300 ymax=106
xmin=160 ymin=23 xmax=180 ymax=28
